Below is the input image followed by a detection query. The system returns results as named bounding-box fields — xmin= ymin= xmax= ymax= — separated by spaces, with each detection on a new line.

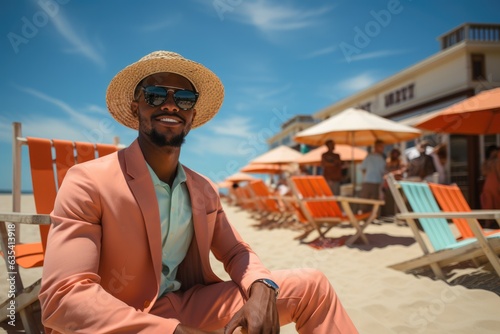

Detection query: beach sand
xmin=1 ymin=194 xmax=500 ymax=333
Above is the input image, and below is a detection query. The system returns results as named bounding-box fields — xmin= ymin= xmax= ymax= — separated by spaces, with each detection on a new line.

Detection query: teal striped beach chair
xmin=385 ymin=174 xmax=500 ymax=279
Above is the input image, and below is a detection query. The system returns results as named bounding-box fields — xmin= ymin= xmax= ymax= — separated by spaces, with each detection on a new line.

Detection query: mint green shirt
xmin=147 ymin=163 xmax=193 ymax=297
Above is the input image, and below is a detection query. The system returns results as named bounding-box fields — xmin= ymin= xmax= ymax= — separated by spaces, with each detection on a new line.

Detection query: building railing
xmin=440 ymin=23 xmax=500 ymax=50
xmin=281 ymin=115 xmax=316 ymax=130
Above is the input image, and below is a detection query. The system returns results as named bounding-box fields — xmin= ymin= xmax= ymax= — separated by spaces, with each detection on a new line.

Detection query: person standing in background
xmin=321 ymin=139 xmax=343 ymax=195
xmin=430 ymin=143 xmax=447 ymax=184
xmin=481 ymin=145 xmax=500 ymax=228
xmin=382 ymin=148 xmax=404 ymax=217
xmin=359 ymin=140 xmax=386 ymax=214
xmin=406 ymin=141 xmax=437 ymax=182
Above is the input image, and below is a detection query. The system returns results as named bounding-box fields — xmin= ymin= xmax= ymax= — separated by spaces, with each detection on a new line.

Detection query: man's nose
xmin=160 ymin=92 xmax=178 ymax=111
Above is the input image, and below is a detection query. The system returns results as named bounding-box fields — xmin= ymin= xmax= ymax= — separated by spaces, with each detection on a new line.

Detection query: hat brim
xmin=106 ymin=53 xmax=224 ymax=129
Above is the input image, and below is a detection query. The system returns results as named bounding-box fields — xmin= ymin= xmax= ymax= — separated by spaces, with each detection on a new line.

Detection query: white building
xmin=268 ymin=23 xmax=500 ymax=208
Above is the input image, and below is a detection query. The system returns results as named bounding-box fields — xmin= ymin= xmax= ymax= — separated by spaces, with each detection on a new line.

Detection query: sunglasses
xmin=141 ymin=86 xmax=199 ymax=110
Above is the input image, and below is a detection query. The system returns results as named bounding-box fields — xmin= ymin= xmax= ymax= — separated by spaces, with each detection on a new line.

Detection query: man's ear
xmin=131 ymin=101 xmax=139 ymax=118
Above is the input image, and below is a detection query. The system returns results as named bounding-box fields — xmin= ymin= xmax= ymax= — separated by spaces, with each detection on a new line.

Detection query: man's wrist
xmin=251 ymin=278 xmax=280 ymax=298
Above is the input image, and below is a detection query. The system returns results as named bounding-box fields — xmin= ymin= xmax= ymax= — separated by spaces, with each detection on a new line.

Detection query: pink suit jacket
xmin=39 ymin=140 xmax=272 ymax=333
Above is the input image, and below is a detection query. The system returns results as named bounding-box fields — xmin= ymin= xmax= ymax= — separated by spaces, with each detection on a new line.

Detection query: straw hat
xmin=106 ymin=51 xmax=224 ymax=129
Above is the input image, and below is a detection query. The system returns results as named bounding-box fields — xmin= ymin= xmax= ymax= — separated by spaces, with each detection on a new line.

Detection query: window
xmin=471 ymin=54 xmax=485 ymax=81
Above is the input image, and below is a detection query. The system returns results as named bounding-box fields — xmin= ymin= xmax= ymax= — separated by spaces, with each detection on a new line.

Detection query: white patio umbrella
xmin=294 ymin=107 xmax=422 ymax=146
xmin=294 ymin=108 xmax=422 ymax=187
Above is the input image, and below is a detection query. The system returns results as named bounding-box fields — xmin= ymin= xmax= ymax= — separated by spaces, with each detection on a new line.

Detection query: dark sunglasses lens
xmin=143 ymin=86 xmax=167 ymax=106
xmin=173 ymin=90 xmax=198 ymax=110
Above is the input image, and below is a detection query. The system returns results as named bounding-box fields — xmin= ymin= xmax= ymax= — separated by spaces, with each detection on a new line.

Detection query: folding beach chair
xmin=428 ymin=182 xmax=500 ymax=239
xmin=233 ymin=183 xmax=259 ymax=212
xmin=246 ymin=179 xmax=297 ymax=226
xmin=287 ymin=175 xmax=384 ymax=245
xmin=0 ymin=122 xmax=120 ymax=332
xmin=385 ymin=174 xmax=500 ymax=279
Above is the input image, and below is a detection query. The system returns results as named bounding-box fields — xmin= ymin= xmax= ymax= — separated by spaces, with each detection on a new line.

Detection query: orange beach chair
xmin=0 ymin=122 xmax=119 ymax=332
xmin=288 ymin=175 xmax=384 ymax=245
xmin=428 ymin=183 xmax=500 ymax=239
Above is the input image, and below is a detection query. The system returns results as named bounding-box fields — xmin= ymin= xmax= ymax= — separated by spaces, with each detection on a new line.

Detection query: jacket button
xmin=144 ymin=300 xmax=151 ymax=308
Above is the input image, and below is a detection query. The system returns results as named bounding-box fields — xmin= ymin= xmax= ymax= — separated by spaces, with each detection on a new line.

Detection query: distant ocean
xmin=0 ymin=189 xmax=33 ymax=194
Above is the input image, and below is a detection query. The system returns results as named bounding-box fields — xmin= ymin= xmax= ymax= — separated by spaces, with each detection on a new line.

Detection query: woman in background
xmin=481 ymin=145 xmax=500 ymax=228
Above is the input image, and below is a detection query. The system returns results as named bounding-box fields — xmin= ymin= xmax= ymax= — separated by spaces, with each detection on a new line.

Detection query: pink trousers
xmin=151 ymin=268 xmax=358 ymax=333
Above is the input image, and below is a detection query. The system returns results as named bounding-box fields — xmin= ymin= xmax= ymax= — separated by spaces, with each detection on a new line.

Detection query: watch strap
xmin=253 ymin=278 xmax=279 ymax=298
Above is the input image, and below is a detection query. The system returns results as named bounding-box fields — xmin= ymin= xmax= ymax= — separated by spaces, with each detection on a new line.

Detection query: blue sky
xmin=1 ymin=0 xmax=499 ymax=192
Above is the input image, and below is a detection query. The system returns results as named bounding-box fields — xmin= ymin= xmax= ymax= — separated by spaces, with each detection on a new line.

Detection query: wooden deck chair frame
xmin=0 ymin=122 xmax=120 ymax=332
xmin=385 ymin=173 xmax=500 ymax=280
xmin=287 ymin=175 xmax=384 ymax=246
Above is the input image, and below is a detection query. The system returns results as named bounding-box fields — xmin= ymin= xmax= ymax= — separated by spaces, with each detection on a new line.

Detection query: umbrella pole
xmin=351 ymin=132 xmax=356 ymax=196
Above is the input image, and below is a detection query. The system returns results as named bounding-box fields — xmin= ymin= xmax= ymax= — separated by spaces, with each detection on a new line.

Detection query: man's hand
xmin=224 ymin=282 xmax=280 ymax=334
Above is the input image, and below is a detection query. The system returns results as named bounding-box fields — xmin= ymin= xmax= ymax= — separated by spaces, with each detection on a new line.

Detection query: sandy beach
xmin=1 ymin=193 xmax=500 ymax=333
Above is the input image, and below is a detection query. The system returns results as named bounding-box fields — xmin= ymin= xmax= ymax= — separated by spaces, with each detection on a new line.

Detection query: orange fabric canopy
xmin=416 ymin=88 xmax=500 ymax=134
xmin=297 ymin=145 xmax=367 ymax=166
xmin=224 ymin=172 xmax=257 ymax=183
xmin=250 ymin=145 xmax=303 ymax=164
xmin=240 ymin=163 xmax=293 ymax=174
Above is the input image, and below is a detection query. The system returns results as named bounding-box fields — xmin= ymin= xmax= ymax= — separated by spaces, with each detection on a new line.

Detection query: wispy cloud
xmin=303 ymin=46 xmax=337 ymax=59
xmin=86 ymin=104 xmax=109 ymax=114
xmin=17 ymin=86 xmax=93 ymax=125
xmin=341 ymin=49 xmax=410 ymax=62
xmin=139 ymin=16 xmax=181 ymax=32
xmin=317 ymin=72 xmax=380 ymax=100
xmin=337 ymin=72 xmax=378 ymax=93
xmin=9 ymin=86 xmax=120 ymax=143
xmin=229 ymin=1 xmax=333 ymax=33
xmin=188 ymin=115 xmax=272 ymax=160
xmin=0 ymin=117 xmax=12 ymax=143
xmin=239 ymin=83 xmax=292 ymax=101
xmin=206 ymin=116 xmax=255 ymax=138
xmin=257 ymin=83 xmax=292 ymax=100
xmin=189 ymin=133 xmax=251 ymax=158
xmin=50 ymin=9 xmax=105 ymax=67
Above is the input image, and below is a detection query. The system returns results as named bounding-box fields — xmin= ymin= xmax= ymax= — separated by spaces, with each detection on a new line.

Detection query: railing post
xmin=12 ymin=122 xmax=22 ymax=243
xmin=464 ymin=24 xmax=470 ymax=42
xmin=12 ymin=122 xmax=22 ymax=213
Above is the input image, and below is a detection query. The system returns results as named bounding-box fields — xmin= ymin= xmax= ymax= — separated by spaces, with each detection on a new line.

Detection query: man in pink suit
xmin=39 ymin=51 xmax=358 ymax=334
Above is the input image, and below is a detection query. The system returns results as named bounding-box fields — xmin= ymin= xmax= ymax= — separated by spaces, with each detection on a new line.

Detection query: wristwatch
xmin=253 ymin=278 xmax=280 ymax=298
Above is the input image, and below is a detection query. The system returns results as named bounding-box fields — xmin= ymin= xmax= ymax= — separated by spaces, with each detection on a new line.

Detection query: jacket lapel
xmin=184 ymin=167 xmax=218 ymax=278
xmin=122 ymin=140 xmax=162 ymax=285
xmin=184 ymin=168 xmax=210 ymax=257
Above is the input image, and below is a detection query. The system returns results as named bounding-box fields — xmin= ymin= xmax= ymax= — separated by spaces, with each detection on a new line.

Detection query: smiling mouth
xmin=156 ymin=116 xmax=182 ymax=124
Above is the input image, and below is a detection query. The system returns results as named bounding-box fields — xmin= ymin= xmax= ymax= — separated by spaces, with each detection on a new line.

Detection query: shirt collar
xmin=147 ymin=163 xmax=187 ymax=189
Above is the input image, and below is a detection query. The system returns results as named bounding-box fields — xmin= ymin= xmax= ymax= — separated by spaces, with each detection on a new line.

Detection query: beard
xmin=149 ymin=127 xmax=186 ymax=147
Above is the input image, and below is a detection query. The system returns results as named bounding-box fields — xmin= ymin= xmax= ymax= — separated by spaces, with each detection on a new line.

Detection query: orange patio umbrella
xmin=217 ymin=180 xmax=234 ymax=189
xmin=240 ymin=163 xmax=293 ymax=174
xmin=250 ymin=145 xmax=303 ymax=164
xmin=224 ymin=172 xmax=257 ymax=183
xmin=297 ymin=145 xmax=367 ymax=166
xmin=416 ymin=87 xmax=500 ymax=134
